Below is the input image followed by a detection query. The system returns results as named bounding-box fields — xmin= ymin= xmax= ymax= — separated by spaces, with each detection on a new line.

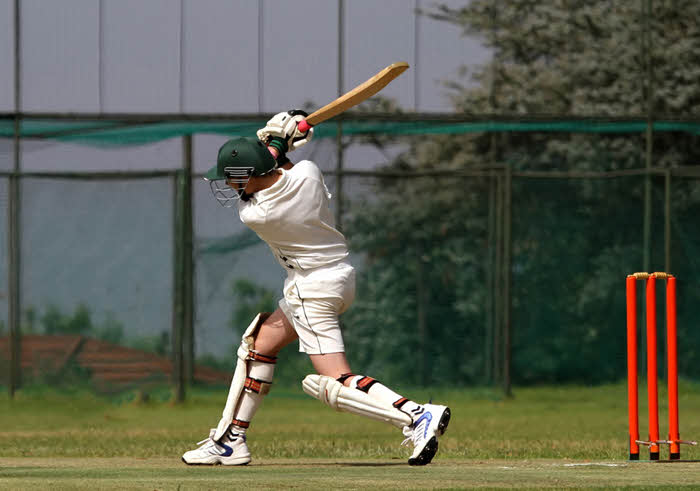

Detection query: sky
xmin=0 ymin=0 xmax=492 ymax=357
xmin=1 ymin=0 xmax=490 ymax=115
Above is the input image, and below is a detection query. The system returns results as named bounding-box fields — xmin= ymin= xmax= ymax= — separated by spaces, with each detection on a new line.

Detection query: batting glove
xmin=257 ymin=109 xmax=314 ymax=154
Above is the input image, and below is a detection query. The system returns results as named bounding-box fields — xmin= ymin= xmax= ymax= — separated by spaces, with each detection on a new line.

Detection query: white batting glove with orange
xmin=257 ymin=109 xmax=314 ymax=154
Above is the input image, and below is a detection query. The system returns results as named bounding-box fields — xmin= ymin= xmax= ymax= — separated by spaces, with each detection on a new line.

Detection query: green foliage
xmin=342 ymin=1 xmax=700 ymax=386
xmin=24 ymin=303 xmax=166 ymax=356
xmin=22 ymin=306 xmax=37 ymax=334
xmin=273 ymin=349 xmax=314 ymax=387
xmin=34 ymin=358 xmax=94 ymax=388
xmin=125 ymin=331 xmax=169 ymax=356
xmin=36 ymin=304 xmax=125 ymax=343
xmin=344 ymin=175 xmax=489 ymax=386
xmin=95 ymin=312 xmax=125 ymax=345
xmin=195 ymin=353 xmax=231 ymax=372
xmin=41 ymin=303 xmax=97 ymax=336
xmin=230 ymin=278 xmax=278 ymax=330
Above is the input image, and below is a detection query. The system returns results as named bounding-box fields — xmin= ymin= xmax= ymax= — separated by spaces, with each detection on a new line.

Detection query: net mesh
xmin=0 ymin=129 xmax=699 ymax=393
xmin=2 ymin=119 xmax=700 ymax=147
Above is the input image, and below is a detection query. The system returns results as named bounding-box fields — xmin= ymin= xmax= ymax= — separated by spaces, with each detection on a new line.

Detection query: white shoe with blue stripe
xmin=402 ymin=404 xmax=451 ymax=466
xmin=182 ymin=427 xmax=251 ymax=466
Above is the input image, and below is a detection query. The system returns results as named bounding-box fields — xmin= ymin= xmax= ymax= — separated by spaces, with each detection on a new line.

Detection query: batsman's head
xmin=205 ymin=137 xmax=277 ymax=207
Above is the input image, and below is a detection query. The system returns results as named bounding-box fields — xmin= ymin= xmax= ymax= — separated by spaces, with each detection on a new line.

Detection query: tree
xmin=230 ymin=279 xmax=278 ymax=332
xmin=343 ymin=1 xmax=700 ymax=386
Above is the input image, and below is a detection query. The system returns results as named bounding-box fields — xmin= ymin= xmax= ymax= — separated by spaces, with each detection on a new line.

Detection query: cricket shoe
xmin=182 ymin=427 xmax=251 ymax=466
xmin=402 ymin=404 xmax=451 ymax=466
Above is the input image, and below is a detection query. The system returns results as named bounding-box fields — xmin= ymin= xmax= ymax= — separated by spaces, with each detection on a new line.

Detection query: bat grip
xmin=297 ymin=119 xmax=312 ymax=133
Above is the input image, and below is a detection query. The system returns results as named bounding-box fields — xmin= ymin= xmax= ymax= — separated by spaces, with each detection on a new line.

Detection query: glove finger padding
xmin=257 ymin=110 xmax=313 ymax=153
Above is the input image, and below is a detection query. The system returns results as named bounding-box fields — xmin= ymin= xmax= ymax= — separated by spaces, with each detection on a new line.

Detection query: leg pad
xmin=302 ymin=374 xmax=412 ymax=428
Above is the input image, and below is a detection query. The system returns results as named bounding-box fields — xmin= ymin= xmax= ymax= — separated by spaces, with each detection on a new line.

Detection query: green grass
xmin=2 ymin=382 xmax=700 ymax=488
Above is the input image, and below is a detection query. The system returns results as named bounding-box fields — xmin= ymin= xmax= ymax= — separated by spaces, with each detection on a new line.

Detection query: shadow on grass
xmin=253 ymin=461 xmax=407 ymax=467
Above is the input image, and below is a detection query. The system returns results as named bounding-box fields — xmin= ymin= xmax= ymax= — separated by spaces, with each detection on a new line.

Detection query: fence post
xmin=416 ymin=250 xmax=429 ymax=386
xmin=172 ymin=170 xmax=185 ymax=403
xmin=493 ymin=171 xmax=503 ymax=385
xmin=334 ymin=0 xmax=344 ymax=231
xmin=485 ymin=170 xmax=496 ymax=384
xmin=8 ymin=0 xmax=22 ymax=399
xmin=182 ymin=135 xmax=194 ymax=387
xmin=8 ymin=119 xmax=21 ymax=398
xmin=642 ymin=0 xmax=654 ymax=273
xmin=664 ymin=168 xmax=671 ymax=274
xmin=502 ymin=164 xmax=513 ymax=398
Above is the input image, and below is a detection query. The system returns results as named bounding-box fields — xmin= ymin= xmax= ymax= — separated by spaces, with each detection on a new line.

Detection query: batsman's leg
xmin=304 ymin=353 xmax=450 ymax=466
xmin=182 ymin=309 xmax=297 ymax=466
xmin=340 ymin=373 xmax=451 ymax=465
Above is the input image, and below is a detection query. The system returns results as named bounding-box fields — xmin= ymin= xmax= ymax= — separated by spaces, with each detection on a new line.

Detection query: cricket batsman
xmin=182 ymin=110 xmax=451 ymax=466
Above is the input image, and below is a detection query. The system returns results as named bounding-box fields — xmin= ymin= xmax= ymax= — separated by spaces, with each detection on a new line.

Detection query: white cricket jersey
xmin=238 ymin=160 xmax=349 ymax=272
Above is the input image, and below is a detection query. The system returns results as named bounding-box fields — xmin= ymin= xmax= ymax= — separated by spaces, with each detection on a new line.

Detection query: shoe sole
xmin=438 ymin=407 xmax=451 ymax=436
xmin=181 ymin=457 xmax=251 ymax=466
xmin=408 ymin=406 xmax=451 ymax=466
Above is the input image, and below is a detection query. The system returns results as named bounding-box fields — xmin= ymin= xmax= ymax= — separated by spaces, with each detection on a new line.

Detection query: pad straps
xmin=249 ymin=350 xmax=277 ymax=364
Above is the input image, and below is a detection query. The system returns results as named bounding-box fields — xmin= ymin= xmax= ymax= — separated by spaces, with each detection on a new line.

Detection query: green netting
xmin=2 ymin=128 xmax=700 ymax=391
xmin=1 ymin=119 xmax=700 ymax=147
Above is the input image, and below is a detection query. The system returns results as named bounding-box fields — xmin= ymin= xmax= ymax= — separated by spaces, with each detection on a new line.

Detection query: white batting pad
xmin=302 ymin=374 xmax=411 ymax=429
xmin=213 ymin=313 xmax=267 ymax=441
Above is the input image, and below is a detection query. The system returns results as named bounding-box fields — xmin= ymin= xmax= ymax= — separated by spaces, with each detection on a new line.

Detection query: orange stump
xmin=625 ymin=272 xmax=695 ymax=461
xmin=626 ymin=275 xmax=639 ymax=460
xmin=645 ymin=276 xmax=660 ymax=460
xmin=666 ymin=277 xmax=680 ymax=460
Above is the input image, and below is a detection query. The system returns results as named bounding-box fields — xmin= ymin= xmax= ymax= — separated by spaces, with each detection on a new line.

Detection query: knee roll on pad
xmin=302 ymin=374 xmax=412 ymax=428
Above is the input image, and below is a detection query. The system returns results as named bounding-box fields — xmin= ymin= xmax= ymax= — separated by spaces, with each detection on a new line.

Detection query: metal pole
xmin=258 ymin=0 xmax=264 ymax=112
xmin=8 ymin=0 xmax=22 ymax=398
xmin=641 ymin=1 xmax=654 ymax=386
xmin=642 ymin=0 xmax=653 ymax=273
xmin=493 ymin=172 xmax=503 ymax=384
xmin=179 ymin=0 xmax=185 ymax=113
xmin=664 ymin=169 xmax=671 ymax=274
xmin=502 ymin=163 xmax=513 ymax=398
xmin=416 ymin=252 xmax=429 ymax=386
xmin=485 ymin=170 xmax=495 ymax=383
xmin=98 ymin=0 xmax=104 ymax=112
xmin=334 ymin=0 xmax=344 ymax=231
xmin=414 ymin=0 xmax=420 ymax=110
xmin=172 ymin=172 xmax=185 ymax=403
xmin=9 ymin=123 xmax=21 ymax=398
xmin=488 ymin=5 xmax=500 ymax=387
xmin=182 ymin=135 xmax=194 ymax=387
xmin=662 ymin=169 xmax=671 ymax=383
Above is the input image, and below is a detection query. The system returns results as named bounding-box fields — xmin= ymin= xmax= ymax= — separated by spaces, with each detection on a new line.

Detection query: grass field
xmin=2 ymin=382 xmax=700 ymax=489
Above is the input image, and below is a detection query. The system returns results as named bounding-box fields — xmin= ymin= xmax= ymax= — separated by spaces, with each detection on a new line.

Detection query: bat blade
xmin=298 ymin=62 xmax=409 ymax=132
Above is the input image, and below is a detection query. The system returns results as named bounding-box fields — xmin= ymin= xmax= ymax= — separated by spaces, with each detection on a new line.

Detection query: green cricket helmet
xmin=204 ymin=137 xmax=278 ymax=207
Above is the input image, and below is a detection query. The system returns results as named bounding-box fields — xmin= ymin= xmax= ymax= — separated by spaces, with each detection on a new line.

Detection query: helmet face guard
xmin=204 ymin=137 xmax=277 ymax=208
xmin=209 ymin=166 xmax=255 ymax=207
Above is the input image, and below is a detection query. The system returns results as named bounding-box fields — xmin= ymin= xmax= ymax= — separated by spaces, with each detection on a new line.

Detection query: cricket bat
xmin=296 ymin=61 xmax=409 ymax=133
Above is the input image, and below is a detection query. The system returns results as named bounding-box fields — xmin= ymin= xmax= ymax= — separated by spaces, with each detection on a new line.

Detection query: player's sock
xmin=231 ymin=359 xmax=275 ymax=432
xmin=343 ymin=374 xmax=425 ymax=424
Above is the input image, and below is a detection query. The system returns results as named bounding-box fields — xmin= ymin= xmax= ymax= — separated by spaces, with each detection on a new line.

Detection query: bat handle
xmin=297 ymin=119 xmax=312 ymax=133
